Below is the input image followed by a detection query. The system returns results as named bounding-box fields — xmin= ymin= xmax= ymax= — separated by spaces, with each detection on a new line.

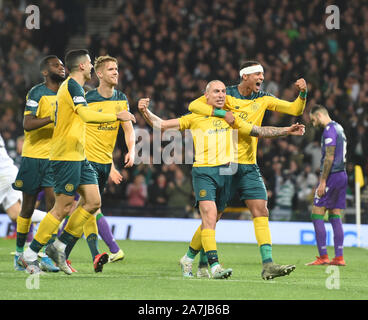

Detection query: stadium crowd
xmin=0 ymin=0 xmax=367 ymax=221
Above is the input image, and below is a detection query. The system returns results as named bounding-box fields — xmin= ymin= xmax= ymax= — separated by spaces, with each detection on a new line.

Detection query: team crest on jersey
xmin=14 ymin=180 xmax=23 ymax=188
xmin=199 ymin=189 xmax=207 ymax=197
xmin=251 ymin=102 xmax=260 ymax=111
xmin=213 ymin=120 xmax=222 ymax=127
xmin=239 ymin=111 xmax=248 ymax=120
xmin=65 ymin=184 xmax=74 ymax=192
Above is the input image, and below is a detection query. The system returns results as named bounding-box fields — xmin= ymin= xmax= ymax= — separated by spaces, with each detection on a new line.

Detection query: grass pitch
xmin=0 ymin=238 xmax=367 ymax=300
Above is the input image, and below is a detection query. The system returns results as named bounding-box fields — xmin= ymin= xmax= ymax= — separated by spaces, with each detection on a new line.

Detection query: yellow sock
xmin=189 ymin=225 xmax=202 ymax=251
xmin=253 ymin=216 xmax=272 ymax=246
xmin=83 ymin=215 xmax=98 ymax=238
xmin=201 ymin=229 xmax=217 ymax=252
xmin=16 ymin=216 xmax=32 ymax=234
xmin=64 ymin=206 xmax=92 ymax=238
xmin=34 ymin=212 xmax=61 ymax=245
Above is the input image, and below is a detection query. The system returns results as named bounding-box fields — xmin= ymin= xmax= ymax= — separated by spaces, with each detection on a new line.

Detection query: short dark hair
xmin=239 ymin=60 xmax=261 ymax=70
xmin=65 ymin=49 xmax=89 ymax=72
xmin=310 ymin=104 xmax=329 ymax=116
xmin=39 ymin=55 xmax=58 ymax=72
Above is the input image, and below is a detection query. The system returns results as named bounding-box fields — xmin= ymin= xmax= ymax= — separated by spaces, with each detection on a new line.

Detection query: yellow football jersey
xmin=85 ymin=89 xmax=129 ymax=164
xmin=49 ymin=77 xmax=88 ymax=161
xmin=22 ymin=83 xmax=56 ymax=159
xmin=179 ymin=112 xmax=252 ymax=167
xmin=188 ymin=86 xmax=306 ymax=164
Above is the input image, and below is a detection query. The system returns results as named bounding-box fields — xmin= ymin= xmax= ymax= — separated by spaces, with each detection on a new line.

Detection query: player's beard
xmin=50 ymin=72 xmax=65 ymax=83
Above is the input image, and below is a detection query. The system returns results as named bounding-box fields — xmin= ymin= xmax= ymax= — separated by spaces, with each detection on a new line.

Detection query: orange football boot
xmin=66 ymin=259 xmax=78 ymax=273
xmin=305 ymin=255 xmax=330 ymax=266
xmin=93 ymin=252 xmax=109 ymax=273
xmin=330 ymin=256 xmax=346 ymax=266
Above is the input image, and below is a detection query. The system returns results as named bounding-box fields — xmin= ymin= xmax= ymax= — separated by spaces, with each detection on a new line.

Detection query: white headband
xmin=239 ymin=65 xmax=264 ymax=77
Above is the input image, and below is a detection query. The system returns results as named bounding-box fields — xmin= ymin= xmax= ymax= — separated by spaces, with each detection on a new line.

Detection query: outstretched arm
xmin=250 ymin=123 xmax=305 ymax=138
xmin=233 ymin=117 xmax=305 ymax=138
xmin=138 ymin=98 xmax=180 ymax=130
xmin=77 ymin=106 xmax=136 ymax=123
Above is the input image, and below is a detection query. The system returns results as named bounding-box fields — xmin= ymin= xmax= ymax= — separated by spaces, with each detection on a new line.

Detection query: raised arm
xmin=138 ymin=98 xmax=180 ymax=130
xmin=268 ymin=78 xmax=307 ymax=116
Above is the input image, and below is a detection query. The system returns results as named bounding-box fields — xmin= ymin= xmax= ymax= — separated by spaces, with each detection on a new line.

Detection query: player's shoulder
xmin=226 ymin=85 xmax=239 ymax=97
xmin=180 ymin=111 xmax=201 ymax=119
xmin=114 ymin=89 xmax=128 ymax=102
xmin=326 ymin=121 xmax=344 ymax=134
xmin=226 ymin=85 xmax=275 ymax=100
xmin=66 ymin=77 xmax=84 ymax=95
xmin=85 ymin=88 xmax=100 ymax=103
xmin=27 ymin=83 xmax=54 ymax=102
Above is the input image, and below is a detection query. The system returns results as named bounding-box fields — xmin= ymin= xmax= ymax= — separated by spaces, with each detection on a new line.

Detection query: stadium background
xmin=0 ymin=0 xmax=367 ymax=224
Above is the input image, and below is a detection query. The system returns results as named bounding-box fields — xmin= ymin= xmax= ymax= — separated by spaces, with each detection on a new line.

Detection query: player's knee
xmin=83 ymin=198 xmax=101 ymax=214
xmin=20 ymin=204 xmax=35 ymax=219
xmin=252 ymin=206 xmax=269 ymax=218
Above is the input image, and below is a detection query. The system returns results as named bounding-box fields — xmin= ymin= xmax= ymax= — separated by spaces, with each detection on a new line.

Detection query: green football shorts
xmin=191 ymin=164 xmax=233 ymax=212
xmin=13 ymin=157 xmax=54 ymax=195
xmin=89 ymin=161 xmax=112 ymax=194
xmin=50 ymin=159 xmax=98 ymax=196
xmin=231 ymin=164 xmax=267 ymax=201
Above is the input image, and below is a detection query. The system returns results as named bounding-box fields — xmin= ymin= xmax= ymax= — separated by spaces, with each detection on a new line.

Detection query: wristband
xmin=299 ymin=90 xmax=307 ymax=99
xmin=214 ymin=108 xmax=226 ymax=118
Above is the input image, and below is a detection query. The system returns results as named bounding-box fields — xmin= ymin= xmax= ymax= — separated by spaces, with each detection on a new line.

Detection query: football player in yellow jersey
xmin=138 ymin=80 xmax=305 ymax=279
xmin=13 ymin=55 xmax=65 ymax=273
xmin=188 ymin=61 xmax=307 ymax=280
xmin=18 ymin=49 xmax=136 ymax=275
xmin=62 ymin=55 xmax=135 ymax=266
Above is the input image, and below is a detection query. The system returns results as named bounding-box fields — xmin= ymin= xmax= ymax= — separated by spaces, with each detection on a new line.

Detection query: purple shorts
xmin=313 ymin=171 xmax=347 ymax=209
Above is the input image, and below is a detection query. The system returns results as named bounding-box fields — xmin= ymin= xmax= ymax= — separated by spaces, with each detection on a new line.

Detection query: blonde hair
xmin=94 ymin=55 xmax=118 ymax=72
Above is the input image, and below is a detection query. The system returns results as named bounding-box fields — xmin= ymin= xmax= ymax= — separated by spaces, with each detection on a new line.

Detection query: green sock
xmin=206 ymin=250 xmax=219 ymax=268
xmin=186 ymin=246 xmax=199 ymax=259
xmin=260 ymin=244 xmax=273 ymax=264
xmin=198 ymin=249 xmax=208 ymax=267
xmin=86 ymin=233 xmax=99 ymax=261
xmin=42 ymin=233 xmax=57 ymax=253
xmin=16 ymin=233 xmax=28 ymax=253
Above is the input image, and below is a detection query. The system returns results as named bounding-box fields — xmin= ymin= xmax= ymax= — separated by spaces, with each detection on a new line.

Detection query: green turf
xmin=0 ymin=238 xmax=367 ymax=300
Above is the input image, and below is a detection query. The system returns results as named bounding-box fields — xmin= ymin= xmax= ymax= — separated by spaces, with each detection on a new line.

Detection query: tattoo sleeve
xmin=250 ymin=125 xmax=288 ymax=138
xmin=321 ymin=146 xmax=336 ymax=181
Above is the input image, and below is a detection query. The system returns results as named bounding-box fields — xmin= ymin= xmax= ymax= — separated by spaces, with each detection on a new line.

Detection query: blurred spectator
xmin=126 ymin=174 xmax=147 ymax=207
xmin=296 ymin=163 xmax=318 ymax=215
xmin=166 ymin=167 xmax=193 ymax=217
xmin=148 ymin=173 xmax=168 ymax=206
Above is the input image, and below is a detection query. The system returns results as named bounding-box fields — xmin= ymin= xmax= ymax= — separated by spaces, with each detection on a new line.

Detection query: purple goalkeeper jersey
xmin=320 ymin=121 xmax=347 ymax=173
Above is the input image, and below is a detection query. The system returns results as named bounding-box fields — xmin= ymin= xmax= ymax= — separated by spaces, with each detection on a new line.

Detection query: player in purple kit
xmin=306 ymin=105 xmax=347 ymax=266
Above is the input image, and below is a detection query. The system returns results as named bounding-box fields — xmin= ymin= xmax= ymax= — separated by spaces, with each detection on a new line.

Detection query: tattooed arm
xmin=316 ymin=146 xmax=336 ymax=197
xmin=250 ymin=123 xmax=305 ymax=138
